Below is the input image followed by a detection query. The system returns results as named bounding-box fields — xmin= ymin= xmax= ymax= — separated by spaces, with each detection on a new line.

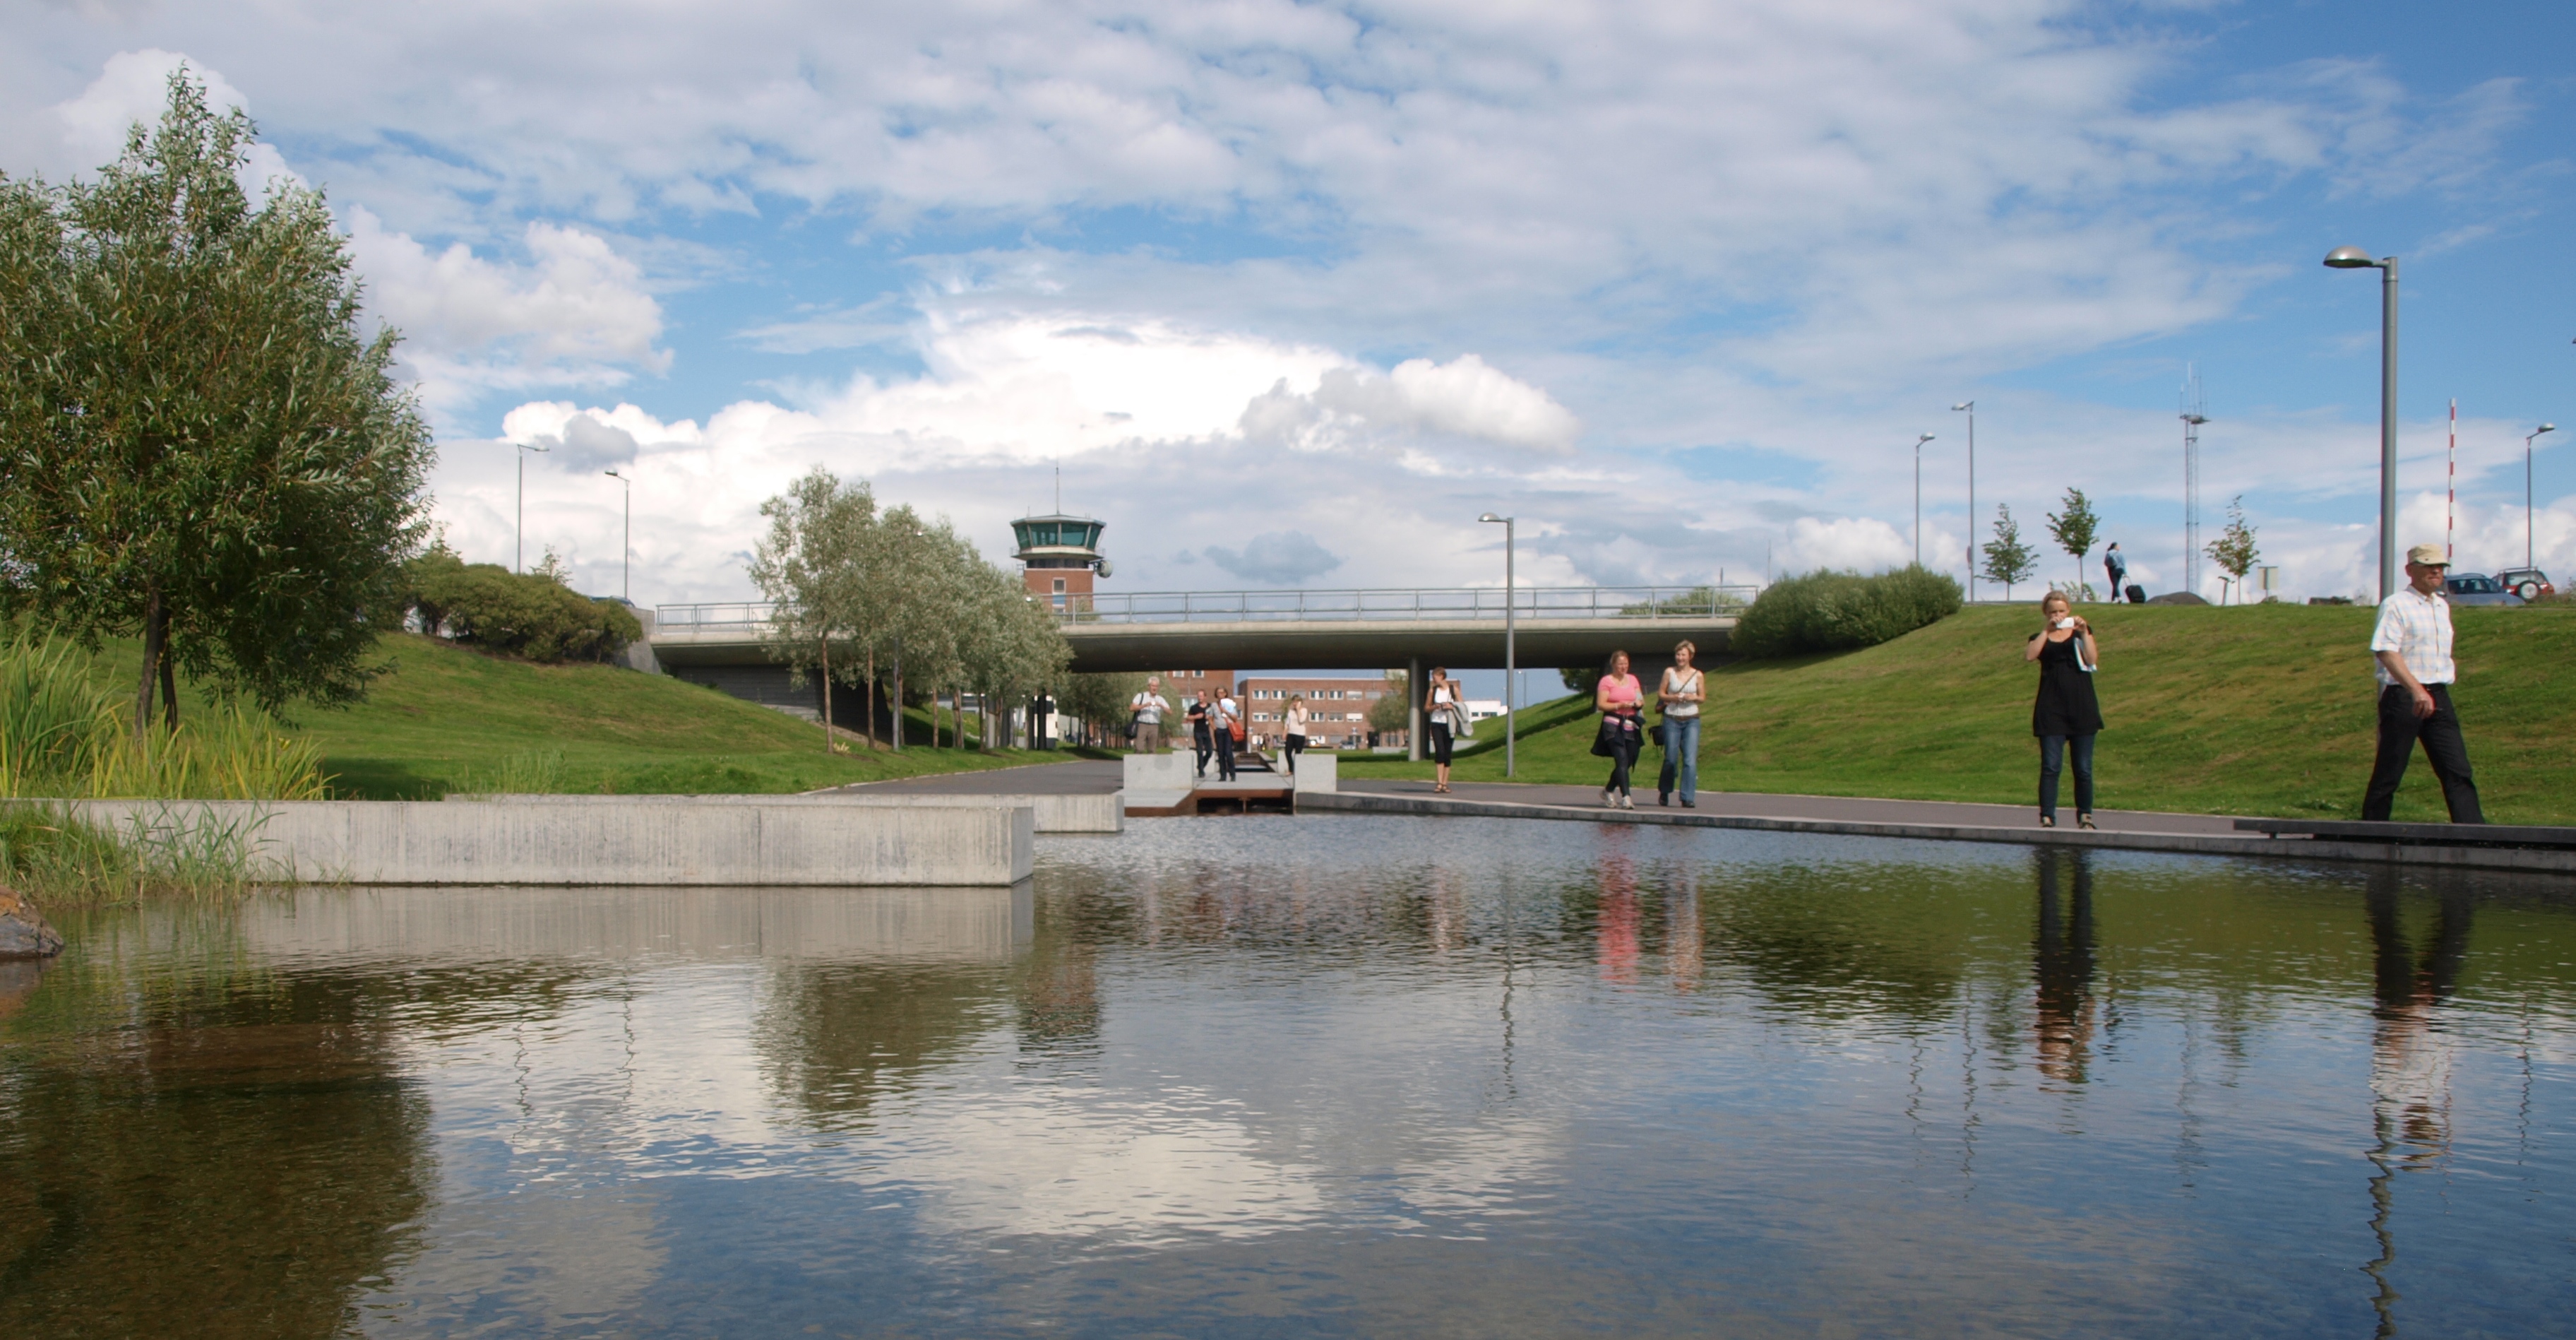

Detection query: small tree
xmin=2046 ymin=488 xmax=2099 ymax=598
xmin=2206 ymin=495 xmax=2259 ymax=605
xmin=1981 ymin=504 xmax=2039 ymax=600
xmin=749 ymin=467 xmax=874 ymax=752
xmin=1368 ymin=672 xmax=1413 ymax=740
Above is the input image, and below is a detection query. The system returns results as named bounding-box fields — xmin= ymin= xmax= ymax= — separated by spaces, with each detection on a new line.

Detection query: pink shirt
xmin=1600 ymin=673 xmax=1642 ymax=711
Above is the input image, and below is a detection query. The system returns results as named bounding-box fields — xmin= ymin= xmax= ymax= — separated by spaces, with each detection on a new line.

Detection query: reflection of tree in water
xmin=753 ymin=960 xmax=1013 ymax=1129
xmin=0 ymin=958 xmax=430 ymax=1340
xmin=2032 ymin=849 xmax=2099 ymax=1087
xmin=1640 ymin=862 xmax=1969 ymax=1025
xmin=2361 ymin=870 xmax=2474 ymax=1337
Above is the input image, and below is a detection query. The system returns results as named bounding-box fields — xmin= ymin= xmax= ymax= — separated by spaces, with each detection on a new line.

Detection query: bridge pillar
xmin=1407 ymin=656 xmax=1423 ymax=762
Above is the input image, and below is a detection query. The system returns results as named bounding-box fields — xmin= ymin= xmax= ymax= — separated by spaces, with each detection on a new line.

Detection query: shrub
xmin=405 ymin=546 xmax=641 ymax=663
xmin=0 ymin=634 xmax=327 ymax=800
xmin=1730 ymin=565 xmax=1963 ymax=658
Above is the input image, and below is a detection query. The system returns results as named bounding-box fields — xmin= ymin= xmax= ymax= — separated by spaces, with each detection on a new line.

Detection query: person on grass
xmin=1594 ymin=650 xmax=1645 ymax=810
xmin=1656 ymin=640 xmax=1705 ymax=808
xmin=1423 ymin=667 xmax=1464 ymax=794
xmin=2363 ymin=545 xmax=2485 ymax=824
xmin=2025 ymin=591 xmax=2102 ymax=829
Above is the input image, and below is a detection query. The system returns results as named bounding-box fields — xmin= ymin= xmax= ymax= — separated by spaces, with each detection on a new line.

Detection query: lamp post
xmin=1479 ymin=512 xmax=1517 ymax=778
xmin=603 ymin=468 xmax=631 ymax=602
xmin=1951 ymin=402 xmax=1975 ymax=598
xmin=2529 ymin=424 xmax=2558 ymax=569
xmin=515 ymin=439 xmax=550 ymax=573
xmin=2325 ymin=246 xmax=2400 ymax=600
xmin=1912 ymin=433 xmax=1936 ymax=568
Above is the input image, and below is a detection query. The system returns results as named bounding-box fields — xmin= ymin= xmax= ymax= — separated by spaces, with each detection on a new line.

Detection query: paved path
xmin=1343 ymin=779 xmax=2244 ymax=836
xmin=821 ymin=759 xmax=1123 ymax=795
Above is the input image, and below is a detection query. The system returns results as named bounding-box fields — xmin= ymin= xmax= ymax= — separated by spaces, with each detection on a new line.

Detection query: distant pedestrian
xmin=1593 ymin=650 xmax=1645 ymax=809
xmin=1283 ymin=695 xmax=1310 ymax=775
xmin=1424 ymin=667 xmax=1465 ymax=794
xmin=1130 ymin=676 xmax=1170 ymax=754
xmin=2104 ymin=543 xmax=2128 ymax=601
xmin=1187 ymin=692 xmax=1212 ymax=777
xmin=1656 ymin=640 xmax=1705 ymax=808
xmin=1212 ymin=685 xmax=1241 ymax=781
xmin=2363 ymin=545 xmax=2485 ymax=824
xmin=2025 ymin=591 xmax=2102 ymax=829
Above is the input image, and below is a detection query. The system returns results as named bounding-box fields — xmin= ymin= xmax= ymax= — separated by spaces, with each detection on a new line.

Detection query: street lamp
xmin=2325 ymin=245 xmax=2400 ymax=600
xmin=1480 ymin=512 xmax=1517 ymax=778
xmin=2529 ymin=424 xmax=2558 ymax=569
xmin=603 ymin=468 xmax=631 ymax=602
xmin=1912 ymin=434 xmax=1936 ymax=568
xmin=515 ymin=439 xmax=550 ymax=573
xmin=1952 ymin=402 xmax=1976 ymax=598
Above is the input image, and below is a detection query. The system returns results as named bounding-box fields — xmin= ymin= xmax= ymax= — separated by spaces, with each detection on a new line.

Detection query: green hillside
xmin=1344 ymin=603 xmax=2576 ymax=824
xmin=71 ymin=632 xmax=1057 ymax=799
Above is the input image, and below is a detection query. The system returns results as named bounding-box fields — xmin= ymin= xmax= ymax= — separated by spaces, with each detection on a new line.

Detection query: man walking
xmin=1130 ymin=676 xmax=1169 ymax=754
xmin=2363 ymin=544 xmax=2484 ymax=823
xmin=2104 ymin=542 xmax=2128 ymax=601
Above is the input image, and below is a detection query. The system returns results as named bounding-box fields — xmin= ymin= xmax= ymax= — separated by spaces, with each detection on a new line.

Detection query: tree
xmin=749 ymin=466 xmax=874 ymax=752
xmin=2206 ymin=495 xmax=2259 ymax=604
xmin=1980 ymin=504 xmax=2038 ymax=600
xmin=1367 ymin=672 xmax=1413 ymax=739
xmin=2045 ymin=487 xmax=2099 ymax=598
xmin=1060 ymin=671 xmax=1145 ymax=748
xmin=0 ymin=70 xmax=435 ymax=735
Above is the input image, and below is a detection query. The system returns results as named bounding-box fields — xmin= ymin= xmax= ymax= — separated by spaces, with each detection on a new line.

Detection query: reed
xmin=0 ymin=803 xmax=274 ymax=906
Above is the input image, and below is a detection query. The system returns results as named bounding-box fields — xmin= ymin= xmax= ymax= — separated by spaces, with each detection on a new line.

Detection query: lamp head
xmin=2322 ymin=246 xmax=2378 ymax=269
xmin=1950 ymin=402 xmax=1971 ymax=412
xmin=1479 ymin=513 xmax=1506 ymax=523
xmin=1916 ymin=433 xmax=1934 ymax=444
xmin=2538 ymin=424 xmax=2558 ymax=437
xmin=604 ymin=468 xmax=623 ymax=478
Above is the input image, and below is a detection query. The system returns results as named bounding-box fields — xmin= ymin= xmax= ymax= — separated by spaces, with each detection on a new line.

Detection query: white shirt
xmin=2371 ymin=586 xmax=2456 ymax=687
xmin=1660 ymin=667 xmax=1703 ymax=718
xmin=1286 ymin=706 xmax=1308 ymax=733
xmin=1130 ymin=691 xmax=1168 ymax=724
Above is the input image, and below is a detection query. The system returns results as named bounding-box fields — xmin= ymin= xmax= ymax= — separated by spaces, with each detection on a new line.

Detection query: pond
xmin=2 ymin=817 xmax=2570 ymax=1336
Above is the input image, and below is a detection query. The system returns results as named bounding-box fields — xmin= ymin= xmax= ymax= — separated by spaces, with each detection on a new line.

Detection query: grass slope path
xmin=76 ymin=632 xmax=1059 ymax=798
xmin=1344 ymin=604 xmax=2576 ymax=824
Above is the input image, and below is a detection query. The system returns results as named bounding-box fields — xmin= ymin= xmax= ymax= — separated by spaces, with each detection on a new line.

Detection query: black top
xmin=2032 ymin=632 xmax=2104 ymax=737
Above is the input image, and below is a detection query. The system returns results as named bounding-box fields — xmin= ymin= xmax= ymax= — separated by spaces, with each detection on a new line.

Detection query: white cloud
xmin=39 ymin=49 xmax=299 ymax=195
xmin=346 ymin=208 xmax=670 ymax=418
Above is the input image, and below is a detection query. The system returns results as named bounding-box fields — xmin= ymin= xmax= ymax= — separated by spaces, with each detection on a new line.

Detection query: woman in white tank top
xmin=1657 ymin=640 xmax=1705 ymax=807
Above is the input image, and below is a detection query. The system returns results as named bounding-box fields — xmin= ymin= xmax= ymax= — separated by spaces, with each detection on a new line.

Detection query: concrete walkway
xmin=823 ymin=759 xmax=1123 ymax=795
xmin=1344 ymin=779 xmax=2242 ymax=836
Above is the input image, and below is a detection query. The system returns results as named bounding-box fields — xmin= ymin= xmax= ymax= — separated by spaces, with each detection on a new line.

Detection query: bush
xmin=405 ymin=546 xmax=642 ymax=663
xmin=1730 ymin=565 xmax=1962 ymax=658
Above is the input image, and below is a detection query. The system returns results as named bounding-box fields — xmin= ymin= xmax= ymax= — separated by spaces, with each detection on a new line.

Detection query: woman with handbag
xmin=1212 ymin=685 xmax=1242 ymax=781
xmin=1422 ymin=667 xmax=1465 ymax=794
xmin=1282 ymin=694 xmax=1310 ymax=776
xmin=1593 ymin=649 xmax=1645 ymax=809
xmin=1655 ymin=640 xmax=1705 ymax=808
xmin=2024 ymin=591 xmax=2103 ymax=829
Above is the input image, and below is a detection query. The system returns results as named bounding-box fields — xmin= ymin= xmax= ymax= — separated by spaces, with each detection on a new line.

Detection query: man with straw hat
xmin=2363 ymin=543 xmax=2484 ymax=823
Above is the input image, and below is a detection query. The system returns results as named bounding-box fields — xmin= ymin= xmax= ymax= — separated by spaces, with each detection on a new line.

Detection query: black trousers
xmin=2362 ymin=684 xmax=2483 ymax=823
xmin=1215 ymin=728 xmax=1236 ymax=780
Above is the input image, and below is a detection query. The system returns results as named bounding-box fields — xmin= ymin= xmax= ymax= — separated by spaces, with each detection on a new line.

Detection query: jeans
xmin=2039 ymin=733 xmax=2095 ymax=819
xmin=1657 ymin=716 xmax=1701 ymax=802
xmin=2363 ymin=684 xmax=2483 ymax=822
xmin=1215 ymin=728 xmax=1237 ymax=781
xmin=1193 ymin=725 xmax=1212 ymax=775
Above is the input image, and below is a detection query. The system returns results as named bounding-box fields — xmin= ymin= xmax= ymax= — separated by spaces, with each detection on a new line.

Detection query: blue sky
xmin=3 ymin=0 xmax=2569 ymax=608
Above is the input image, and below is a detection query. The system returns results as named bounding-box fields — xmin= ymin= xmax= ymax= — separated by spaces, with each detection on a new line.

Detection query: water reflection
xmin=3 ymin=822 xmax=2572 ymax=1337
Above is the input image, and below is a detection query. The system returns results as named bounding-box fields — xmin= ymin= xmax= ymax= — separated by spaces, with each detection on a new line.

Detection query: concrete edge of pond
xmin=1295 ymin=790 xmax=2576 ymax=875
xmin=448 ymin=790 xmax=1121 ymax=834
xmin=10 ymin=799 xmax=1037 ymax=887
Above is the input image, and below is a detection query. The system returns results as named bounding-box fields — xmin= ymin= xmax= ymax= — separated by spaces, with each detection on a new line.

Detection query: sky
xmin=4 ymin=0 xmax=2572 ymax=618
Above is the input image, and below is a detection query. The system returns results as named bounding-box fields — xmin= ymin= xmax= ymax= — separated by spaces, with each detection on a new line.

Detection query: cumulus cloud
xmin=1201 ymin=532 xmax=1344 ymax=586
xmin=35 ymin=49 xmax=299 ymax=195
xmin=1244 ymin=355 xmax=1583 ymax=456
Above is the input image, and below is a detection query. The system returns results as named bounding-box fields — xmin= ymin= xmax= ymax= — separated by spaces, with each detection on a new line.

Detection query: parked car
xmin=2444 ymin=573 xmax=2526 ymax=607
xmin=2496 ymin=567 xmax=2556 ymax=601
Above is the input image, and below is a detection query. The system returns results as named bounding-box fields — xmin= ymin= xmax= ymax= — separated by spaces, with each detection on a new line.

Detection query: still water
xmin=3 ymin=817 xmax=2571 ymax=1336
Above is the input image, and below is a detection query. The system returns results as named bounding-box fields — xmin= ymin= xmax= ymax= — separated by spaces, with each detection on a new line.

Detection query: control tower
xmin=1012 ymin=512 xmax=1111 ymax=610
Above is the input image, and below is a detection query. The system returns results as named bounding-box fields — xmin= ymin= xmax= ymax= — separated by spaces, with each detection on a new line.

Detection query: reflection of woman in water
xmin=1595 ymin=853 xmax=1640 ymax=985
xmin=2032 ymin=849 xmax=2097 ymax=1086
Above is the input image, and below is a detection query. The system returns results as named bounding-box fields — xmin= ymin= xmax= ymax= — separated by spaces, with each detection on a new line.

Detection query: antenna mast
xmin=2181 ymin=365 xmax=2208 ymax=598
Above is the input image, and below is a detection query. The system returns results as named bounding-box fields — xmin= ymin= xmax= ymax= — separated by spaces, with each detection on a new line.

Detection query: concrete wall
xmin=453 ymin=790 xmax=1121 ymax=834
xmin=1290 ymin=753 xmax=1337 ymax=795
xmin=40 ymin=799 xmax=1034 ymax=887
xmin=1122 ymin=752 xmax=1195 ymax=796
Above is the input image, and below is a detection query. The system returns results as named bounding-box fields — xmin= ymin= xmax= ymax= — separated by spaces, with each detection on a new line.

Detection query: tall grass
xmin=0 ymin=803 xmax=275 ymax=906
xmin=453 ymin=747 xmax=567 ymax=795
xmin=0 ymin=634 xmax=328 ymax=800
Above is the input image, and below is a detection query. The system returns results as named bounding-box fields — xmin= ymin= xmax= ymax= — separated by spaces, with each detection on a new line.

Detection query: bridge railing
xmin=654 ymin=586 xmax=1757 ymax=632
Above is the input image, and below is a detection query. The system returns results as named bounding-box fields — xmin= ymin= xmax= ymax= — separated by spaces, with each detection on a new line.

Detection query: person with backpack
xmin=1129 ymin=676 xmax=1170 ymax=754
xmin=2104 ymin=543 xmax=2129 ymax=602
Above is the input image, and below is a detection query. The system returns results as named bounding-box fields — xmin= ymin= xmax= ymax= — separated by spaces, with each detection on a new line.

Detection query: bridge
xmin=649 ymin=586 xmax=1749 ymax=677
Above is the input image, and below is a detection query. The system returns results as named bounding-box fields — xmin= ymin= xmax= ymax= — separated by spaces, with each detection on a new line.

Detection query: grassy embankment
xmin=71 ymin=632 xmax=1073 ymax=799
xmin=1342 ymin=602 xmax=2576 ymax=824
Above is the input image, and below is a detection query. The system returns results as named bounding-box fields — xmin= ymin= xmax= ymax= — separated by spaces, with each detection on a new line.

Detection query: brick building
xmin=1238 ymin=677 xmax=1402 ymax=750
xmin=1012 ymin=511 xmax=1109 ymax=610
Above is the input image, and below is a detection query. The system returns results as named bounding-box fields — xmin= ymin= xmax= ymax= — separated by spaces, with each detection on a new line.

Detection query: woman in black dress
xmin=2024 ymin=591 xmax=2103 ymax=829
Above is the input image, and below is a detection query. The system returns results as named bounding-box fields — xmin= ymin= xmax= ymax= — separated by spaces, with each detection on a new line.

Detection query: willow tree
xmin=0 ymin=71 xmax=433 ymax=735
xmin=749 ymin=466 xmax=874 ymax=751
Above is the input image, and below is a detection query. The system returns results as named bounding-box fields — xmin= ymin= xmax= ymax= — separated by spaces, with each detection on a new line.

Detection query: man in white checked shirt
xmin=2363 ymin=543 xmax=2485 ymax=823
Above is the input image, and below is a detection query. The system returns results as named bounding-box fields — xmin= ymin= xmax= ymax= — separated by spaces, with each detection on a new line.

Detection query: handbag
xmin=1230 ymin=716 xmax=1246 ymax=744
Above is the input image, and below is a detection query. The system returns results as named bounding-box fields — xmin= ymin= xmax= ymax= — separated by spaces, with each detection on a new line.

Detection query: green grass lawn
xmin=76 ymin=633 xmax=1074 ymax=798
xmin=1342 ymin=602 xmax=2576 ymax=824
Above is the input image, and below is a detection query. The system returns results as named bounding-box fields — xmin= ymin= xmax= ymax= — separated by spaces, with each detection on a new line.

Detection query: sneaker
xmin=2078 ymin=814 xmax=2098 ymax=830
xmin=1681 ymin=798 xmax=1695 ymax=809
xmin=2039 ymin=814 xmax=2056 ymax=829
xmin=1619 ymin=794 xmax=1635 ymax=810
xmin=1602 ymin=788 xmax=1617 ymax=807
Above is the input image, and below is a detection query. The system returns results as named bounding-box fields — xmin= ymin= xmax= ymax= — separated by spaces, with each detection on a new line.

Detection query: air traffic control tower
xmin=1013 ymin=512 xmax=1111 ymax=611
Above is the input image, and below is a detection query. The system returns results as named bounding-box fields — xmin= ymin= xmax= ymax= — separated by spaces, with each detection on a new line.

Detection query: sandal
xmin=2078 ymin=814 xmax=2097 ymax=830
xmin=2039 ymin=814 xmax=2056 ymax=829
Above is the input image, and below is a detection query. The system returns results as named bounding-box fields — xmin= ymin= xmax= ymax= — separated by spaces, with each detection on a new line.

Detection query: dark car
xmin=2496 ymin=567 xmax=2556 ymax=601
xmin=2444 ymin=574 xmax=2525 ymax=607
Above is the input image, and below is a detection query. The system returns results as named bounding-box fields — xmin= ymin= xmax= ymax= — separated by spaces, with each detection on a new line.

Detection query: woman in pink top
xmin=1594 ymin=649 xmax=1645 ymax=809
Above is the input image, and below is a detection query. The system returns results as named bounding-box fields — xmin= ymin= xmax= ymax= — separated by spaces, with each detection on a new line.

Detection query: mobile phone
xmin=2055 ymin=617 xmax=2076 ymax=630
